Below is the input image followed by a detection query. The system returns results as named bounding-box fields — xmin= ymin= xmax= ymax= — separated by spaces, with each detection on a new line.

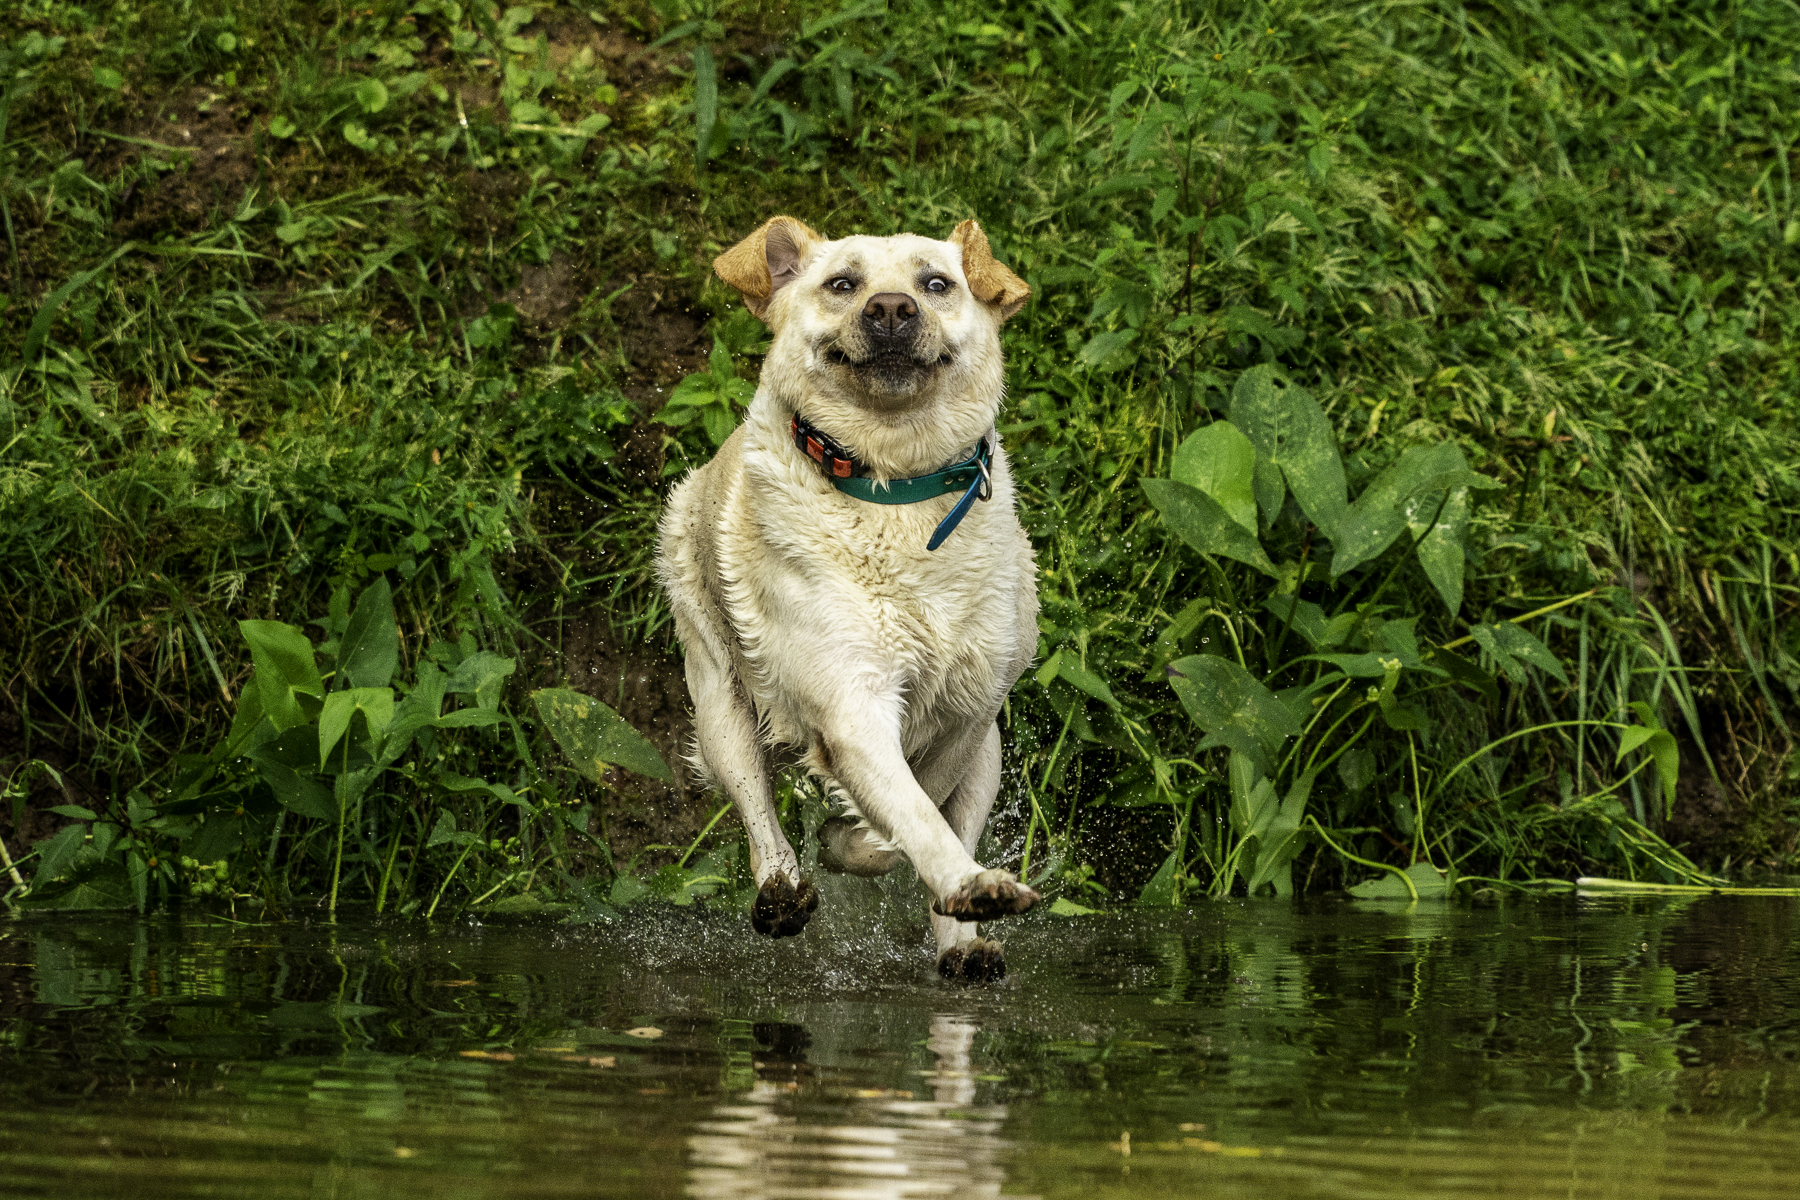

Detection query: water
xmin=2 ymin=887 xmax=1798 ymax=1199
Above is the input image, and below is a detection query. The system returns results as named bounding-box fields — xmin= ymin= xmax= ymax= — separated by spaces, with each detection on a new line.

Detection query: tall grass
xmin=1 ymin=0 xmax=1796 ymax=915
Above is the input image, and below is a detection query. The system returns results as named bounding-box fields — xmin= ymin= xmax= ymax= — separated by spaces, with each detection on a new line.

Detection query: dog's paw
xmin=751 ymin=875 xmax=819 ymax=938
xmin=937 ymin=938 xmax=1006 ymax=983
xmin=931 ymin=868 xmax=1039 ymax=922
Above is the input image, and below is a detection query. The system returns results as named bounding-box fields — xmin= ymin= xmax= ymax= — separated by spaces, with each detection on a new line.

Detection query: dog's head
xmin=712 ymin=217 xmax=1029 ymax=413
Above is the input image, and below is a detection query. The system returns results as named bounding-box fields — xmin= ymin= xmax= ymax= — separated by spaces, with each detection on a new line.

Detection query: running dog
xmin=656 ymin=216 xmax=1040 ymax=980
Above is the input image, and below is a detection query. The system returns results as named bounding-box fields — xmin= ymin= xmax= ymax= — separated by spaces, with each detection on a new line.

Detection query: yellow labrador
xmin=656 ymin=217 xmax=1040 ymax=980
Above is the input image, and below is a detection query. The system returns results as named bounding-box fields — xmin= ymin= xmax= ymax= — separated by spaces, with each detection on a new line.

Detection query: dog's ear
xmin=951 ymin=219 xmax=1030 ymax=322
xmin=713 ymin=216 xmax=823 ymax=319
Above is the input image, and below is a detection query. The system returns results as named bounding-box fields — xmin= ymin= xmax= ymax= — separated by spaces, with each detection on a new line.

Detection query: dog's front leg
xmin=930 ymin=722 xmax=1011 ymax=982
xmin=686 ymin=651 xmax=817 ymax=937
xmin=817 ymin=708 xmax=1036 ymax=928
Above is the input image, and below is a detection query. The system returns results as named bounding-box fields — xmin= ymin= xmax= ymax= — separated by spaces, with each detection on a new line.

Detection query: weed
xmin=2 ymin=0 xmax=1796 ymax=915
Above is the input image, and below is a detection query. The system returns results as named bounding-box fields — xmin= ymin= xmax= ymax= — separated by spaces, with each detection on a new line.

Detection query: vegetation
xmin=3 ymin=0 xmax=1797 ymax=916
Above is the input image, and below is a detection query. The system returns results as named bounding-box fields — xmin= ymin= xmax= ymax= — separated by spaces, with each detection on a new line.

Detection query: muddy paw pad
xmin=938 ymin=938 xmax=1006 ymax=983
xmin=931 ymin=869 xmax=1040 ymax=922
xmin=752 ymin=876 xmax=819 ymax=938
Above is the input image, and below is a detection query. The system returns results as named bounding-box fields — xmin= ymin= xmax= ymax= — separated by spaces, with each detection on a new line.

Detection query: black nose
xmin=861 ymin=292 xmax=918 ymax=337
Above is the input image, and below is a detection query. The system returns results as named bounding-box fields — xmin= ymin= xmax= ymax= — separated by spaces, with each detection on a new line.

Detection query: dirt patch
xmin=100 ymin=88 xmax=258 ymax=239
xmin=611 ymin=285 xmax=712 ymax=412
xmin=552 ymin=612 xmax=711 ymax=867
xmin=501 ymin=252 xmax=586 ymax=328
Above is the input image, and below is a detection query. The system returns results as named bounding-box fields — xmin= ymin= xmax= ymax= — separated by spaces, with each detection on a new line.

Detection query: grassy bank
xmin=2 ymin=0 xmax=1797 ymax=916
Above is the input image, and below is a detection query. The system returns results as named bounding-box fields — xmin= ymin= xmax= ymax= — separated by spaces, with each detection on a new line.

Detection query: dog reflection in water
xmin=686 ymin=1014 xmax=1006 ymax=1199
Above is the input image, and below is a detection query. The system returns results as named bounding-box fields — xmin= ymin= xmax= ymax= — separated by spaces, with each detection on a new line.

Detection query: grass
xmin=1 ymin=0 xmax=1797 ymax=916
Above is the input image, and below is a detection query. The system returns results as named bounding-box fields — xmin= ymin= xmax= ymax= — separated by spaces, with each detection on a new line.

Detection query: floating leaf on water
xmin=1049 ymin=896 xmax=1102 ymax=916
xmin=1348 ymin=861 xmax=1450 ymax=901
xmin=624 ymin=1027 xmax=663 ymax=1039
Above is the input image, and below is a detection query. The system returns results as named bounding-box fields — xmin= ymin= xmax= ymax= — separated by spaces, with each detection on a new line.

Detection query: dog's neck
xmin=753 ymin=384 xmax=1001 ymax=481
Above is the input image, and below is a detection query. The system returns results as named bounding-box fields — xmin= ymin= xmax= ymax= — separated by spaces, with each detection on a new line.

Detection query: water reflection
xmin=0 ymin=894 xmax=1797 ymax=1200
xmin=688 ymin=1015 xmax=1009 ymax=1199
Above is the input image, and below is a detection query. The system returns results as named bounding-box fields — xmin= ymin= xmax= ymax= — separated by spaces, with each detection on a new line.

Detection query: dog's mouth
xmin=826 ymin=347 xmax=953 ymax=370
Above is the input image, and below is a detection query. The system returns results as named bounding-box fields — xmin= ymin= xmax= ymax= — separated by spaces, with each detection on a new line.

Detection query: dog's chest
xmin=739 ymin=499 xmax=1025 ymax=726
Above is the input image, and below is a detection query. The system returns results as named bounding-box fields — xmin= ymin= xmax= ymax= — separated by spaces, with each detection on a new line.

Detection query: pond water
xmin=2 ymin=880 xmax=1798 ymax=1199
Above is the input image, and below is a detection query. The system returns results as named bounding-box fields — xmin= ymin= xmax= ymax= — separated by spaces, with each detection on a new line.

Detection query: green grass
xmin=2 ymin=0 xmax=1797 ymax=916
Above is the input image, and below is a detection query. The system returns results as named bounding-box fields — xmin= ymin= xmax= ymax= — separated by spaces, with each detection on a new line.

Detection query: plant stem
xmin=1439 ymin=589 xmax=1599 ymax=650
xmin=1306 ymin=817 xmax=1418 ymax=901
xmin=676 ymin=801 xmax=733 ymax=869
xmin=375 ymin=816 xmax=404 ymax=914
xmin=426 ymin=837 xmax=481 ymax=920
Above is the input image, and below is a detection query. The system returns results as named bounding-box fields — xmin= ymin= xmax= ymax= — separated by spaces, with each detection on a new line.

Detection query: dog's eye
xmin=827 ymin=277 xmax=856 ymax=293
xmin=925 ymin=277 xmax=952 ymax=294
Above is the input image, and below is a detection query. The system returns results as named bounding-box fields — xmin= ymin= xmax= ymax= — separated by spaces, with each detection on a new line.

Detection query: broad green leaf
xmin=1407 ymin=485 xmax=1471 ymax=614
xmin=1263 ymin=595 xmax=1354 ymax=649
xmin=338 ymin=576 xmax=399 ymax=688
xmin=1470 ymin=621 xmax=1568 ymax=684
xmin=1329 ymin=446 xmax=1448 ymax=578
xmin=1371 ymin=618 xmax=1425 ymax=667
xmin=1348 ymin=860 xmax=1450 ymax=900
xmin=1077 ymin=328 xmax=1136 ymax=368
xmin=1227 ymin=366 xmax=1347 ymax=533
xmin=426 ymin=810 xmax=476 ymax=848
xmin=128 ymin=850 xmax=148 ymax=912
xmin=1317 ymin=652 xmax=1394 ymax=678
xmin=32 ymin=824 xmax=89 ymax=888
xmin=1331 ymin=443 xmax=1493 ymax=580
xmin=335 ymin=768 xmax=376 ymax=818
xmin=381 ymin=662 xmax=447 ymax=755
xmin=1247 ymin=769 xmax=1317 ymax=896
xmin=20 ymin=861 xmax=132 ymax=911
xmin=258 ymin=760 xmax=335 ymax=821
xmin=1337 ymin=747 xmax=1377 ymax=794
xmin=47 ymin=804 xmax=98 ymax=820
xmin=1230 ymin=768 xmax=1277 ymax=841
xmin=1057 ymin=658 xmax=1120 ymax=710
xmin=93 ymin=66 xmax=122 ymax=89
xmin=1227 ymin=749 xmax=1263 ymax=834
xmin=186 ymin=813 xmax=242 ymax=864
xmin=1049 ymin=896 xmax=1102 ymax=916
xmin=433 ymin=707 xmax=504 ymax=729
xmin=318 ymin=687 xmax=395 ymax=769
xmin=1617 ymin=725 xmax=1680 ymax=812
xmin=1136 ymin=847 xmax=1180 ymax=906
xmin=1431 ymin=646 xmax=1499 ymax=702
xmin=447 ymin=651 xmax=515 ymax=710
xmin=441 ymin=771 xmax=527 ymax=807
xmin=533 ymin=688 xmax=673 ymax=783
xmin=1141 ymin=479 xmax=1276 ymax=575
xmin=1166 ymin=656 xmax=1302 ymax=776
xmin=1035 ymin=646 xmax=1063 ymax=688
xmin=1171 ymin=421 xmax=1258 ymax=533
xmin=240 ymin=620 xmax=323 ymax=731
xmin=702 ymin=403 xmax=736 ymax=445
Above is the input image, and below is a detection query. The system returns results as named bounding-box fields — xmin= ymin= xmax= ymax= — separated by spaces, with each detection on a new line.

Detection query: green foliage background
xmin=2 ymin=0 xmax=1797 ymax=914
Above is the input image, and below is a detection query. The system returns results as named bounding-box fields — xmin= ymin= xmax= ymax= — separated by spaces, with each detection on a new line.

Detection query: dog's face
xmin=713 ymin=218 xmax=1029 ymax=414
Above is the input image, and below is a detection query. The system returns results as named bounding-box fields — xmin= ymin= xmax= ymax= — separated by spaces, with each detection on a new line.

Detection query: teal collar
xmin=790 ymin=413 xmax=993 ymax=551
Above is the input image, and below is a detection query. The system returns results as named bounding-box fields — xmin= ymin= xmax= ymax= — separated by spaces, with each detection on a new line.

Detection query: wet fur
xmin=657 ymin=218 xmax=1040 ymax=975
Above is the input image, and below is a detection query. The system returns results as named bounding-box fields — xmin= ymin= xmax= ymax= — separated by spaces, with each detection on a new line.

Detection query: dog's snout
xmin=861 ymin=291 xmax=918 ymax=337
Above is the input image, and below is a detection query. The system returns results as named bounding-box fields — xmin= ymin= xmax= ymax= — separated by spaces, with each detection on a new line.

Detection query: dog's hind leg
xmin=686 ymin=650 xmax=816 ymax=938
xmin=931 ymin=723 xmax=1009 ymax=982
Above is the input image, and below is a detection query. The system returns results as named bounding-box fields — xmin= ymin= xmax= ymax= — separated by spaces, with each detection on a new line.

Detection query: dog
xmin=656 ymin=216 xmax=1041 ymax=980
